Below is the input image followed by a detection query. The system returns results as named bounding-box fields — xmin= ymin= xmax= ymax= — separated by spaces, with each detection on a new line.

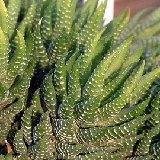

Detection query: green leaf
xmin=77 ymin=0 xmax=99 ymax=18
xmin=29 ymin=135 xmax=54 ymax=159
xmin=74 ymin=96 xmax=101 ymax=128
xmin=67 ymin=62 xmax=81 ymax=101
xmin=7 ymin=0 xmax=21 ymax=38
xmin=22 ymin=106 xmax=33 ymax=145
xmin=122 ymin=48 xmax=143 ymax=68
xmin=5 ymin=152 xmax=13 ymax=160
xmin=135 ymin=22 xmax=160 ymax=41
xmin=78 ymin=115 xmax=149 ymax=142
xmin=78 ymin=0 xmax=107 ymax=46
xmin=56 ymin=142 xmax=118 ymax=159
xmin=0 ymin=99 xmax=24 ymax=120
xmin=34 ymin=20 xmax=49 ymax=67
xmin=125 ymin=155 xmax=153 ymax=160
xmin=102 ymin=9 xmax=130 ymax=46
xmin=101 ymin=65 xmax=135 ymax=105
xmin=32 ymin=89 xmax=44 ymax=115
xmin=14 ymin=129 xmax=27 ymax=154
xmin=18 ymin=0 xmax=37 ymax=32
xmin=137 ymin=123 xmax=160 ymax=155
xmin=130 ymin=68 xmax=160 ymax=105
xmin=70 ymin=0 xmax=78 ymax=27
xmin=78 ymin=29 xmax=104 ymax=86
xmin=9 ymin=62 xmax=35 ymax=98
xmin=0 ymin=82 xmax=8 ymax=102
xmin=98 ymin=62 xmax=145 ymax=125
xmin=49 ymin=31 xmax=69 ymax=63
xmin=0 ymin=27 xmax=9 ymax=82
xmin=58 ymin=94 xmax=77 ymax=119
xmin=131 ymin=37 xmax=160 ymax=53
xmin=5 ymin=31 xmax=27 ymax=87
xmin=0 ymin=155 xmax=4 ymax=159
xmin=0 ymin=0 xmax=8 ymax=34
xmin=0 ymin=120 xmax=12 ymax=144
xmin=112 ymin=9 xmax=130 ymax=45
xmin=33 ymin=112 xmax=52 ymax=142
xmin=53 ymin=0 xmax=73 ymax=36
xmin=5 ymin=153 xmax=13 ymax=160
xmin=134 ymin=8 xmax=160 ymax=39
xmin=54 ymin=119 xmax=78 ymax=144
xmin=25 ymin=31 xmax=34 ymax=63
xmin=150 ymin=142 xmax=160 ymax=159
xmin=66 ymin=49 xmax=79 ymax=73
xmin=74 ymin=151 xmax=123 ymax=160
xmin=83 ymin=38 xmax=132 ymax=99
xmin=41 ymin=73 xmax=57 ymax=117
xmin=118 ymin=8 xmax=152 ymax=42
xmin=54 ymin=57 xmax=67 ymax=101
xmin=41 ymin=0 xmax=53 ymax=41
xmin=105 ymin=96 xmax=150 ymax=126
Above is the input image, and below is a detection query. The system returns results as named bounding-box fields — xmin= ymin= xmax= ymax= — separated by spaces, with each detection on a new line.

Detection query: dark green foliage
xmin=0 ymin=0 xmax=160 ymax=159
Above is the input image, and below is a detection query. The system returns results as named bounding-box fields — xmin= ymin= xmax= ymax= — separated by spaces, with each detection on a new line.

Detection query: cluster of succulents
xmin=0 ymin=0 xmax=160 ymax=159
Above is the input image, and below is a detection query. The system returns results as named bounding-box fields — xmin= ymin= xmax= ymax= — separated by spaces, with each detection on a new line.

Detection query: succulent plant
xmin=118 ymin=7 xmax=160 ymax=72
xmin=0 ymin=0 xmax=160 ymax=160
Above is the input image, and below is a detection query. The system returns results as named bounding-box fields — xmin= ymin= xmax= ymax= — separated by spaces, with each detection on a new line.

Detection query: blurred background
xmin=115 ymin=0 xmax=160 ymax=17
xmin=81 ymin=0 xmax=160 ymax=24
